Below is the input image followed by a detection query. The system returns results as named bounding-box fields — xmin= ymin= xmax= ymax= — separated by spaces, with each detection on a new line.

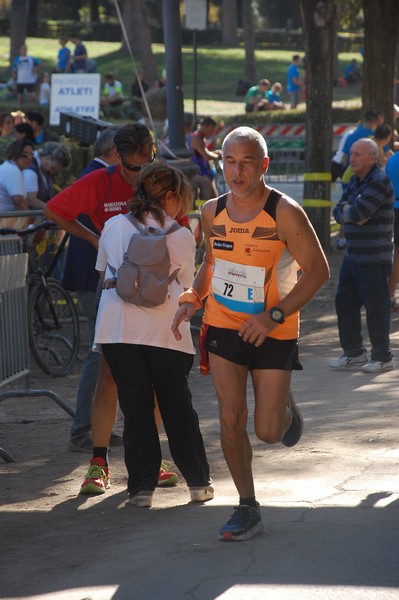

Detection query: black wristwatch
xmin=269 ymin=307 xmax=285 ymax=324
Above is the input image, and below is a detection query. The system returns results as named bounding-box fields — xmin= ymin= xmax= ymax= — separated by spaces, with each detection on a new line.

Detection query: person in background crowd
xmin=286 ymin=55 xmax=302 ymax=109
xmin=39 ymin=72 xmax=51 ymax=106
xmin=244 ymin=79 xmax=271 ymax=113
xmin=373 ymin=124 xmax=394 ymax=168
xmin=0 ymin=139 xmax=34 ymax=211
xmin=266 ymin=82 xmax=286 ymax=110
xmin=63 ymin=126 xmax=123 ymax=453
xmin=344 ymin=59 xmax=362 ymax=85
xmin=14 ymin=122 xmax=35 ymax=143
xmin=69 ymin=33 xmax=88 ymax=73
xmin=25 ymin=110 xmax=59 ymax=145
xmin=23 ymin=141 xmax=71 ymax=208
xmin=101 ymin=73 xmax=124 ymax=107
xmin=11 ymin=44 xmax=41 ymax=105
xmin=10 ymin=110 xmax=25 ymax=125
xmin=187 ymin=116 xmax=222 ymax=199
xmin=385 ymin=151 xmax=399 ymax=312
xmin=0 ymin=112 xmax=14 ymax=137
xmin=330 ymin=138 xmax=394 ymax=374
xmin=55 ymin=36 xmax=71 ymax=73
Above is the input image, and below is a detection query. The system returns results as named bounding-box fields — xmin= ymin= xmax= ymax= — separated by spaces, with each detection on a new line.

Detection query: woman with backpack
xmin=93 ymin=162 xmax=213 ymax=508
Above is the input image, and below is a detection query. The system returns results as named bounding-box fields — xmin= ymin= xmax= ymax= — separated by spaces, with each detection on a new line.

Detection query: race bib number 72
xmin=212 ymin=257 xmax=265 ymax=314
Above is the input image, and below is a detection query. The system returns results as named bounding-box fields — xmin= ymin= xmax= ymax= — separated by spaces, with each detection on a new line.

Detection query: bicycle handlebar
xmin=0 ymin=221 xmax=59 ymax=237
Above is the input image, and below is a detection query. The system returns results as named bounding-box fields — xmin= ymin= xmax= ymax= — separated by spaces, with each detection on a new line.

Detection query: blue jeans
xmin=335 ymin=257 xmax=392 ymax=362
xmin=70 ymin=290 xmax=100 ymax=436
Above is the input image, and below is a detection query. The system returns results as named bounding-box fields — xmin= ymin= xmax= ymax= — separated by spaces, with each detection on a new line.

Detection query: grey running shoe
xmin=189 ymin=484 xmax=215 ymax=502
xmin=361 ymin=359 xmax=393 ymax=373
xmin=68 ymin=431 xmax=92 ymax=453
xmin=219 ymin=502 xmax=263 ymax=542
xmin=128 ymin=491 xmax=153 ymax=508
xmin=281 ymin=390 xmax=303 ymax=447
xmin=329 ymin=351 xmax=368 ymax=370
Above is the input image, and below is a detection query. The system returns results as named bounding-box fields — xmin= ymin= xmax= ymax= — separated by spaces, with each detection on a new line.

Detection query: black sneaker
xmin=281 ymin=390 xmax=303 ymax=447
xmin=219 ymin=502 xmax=263 ymax=541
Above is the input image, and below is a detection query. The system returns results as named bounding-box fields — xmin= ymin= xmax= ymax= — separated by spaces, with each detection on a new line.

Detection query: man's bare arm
xmin=44 ymin=205 xmax=100 ymax=249
xmin=239 ymin=196 xmax=330 ymax=345
xmin=11 ymin=194 xmax=29 ymax=211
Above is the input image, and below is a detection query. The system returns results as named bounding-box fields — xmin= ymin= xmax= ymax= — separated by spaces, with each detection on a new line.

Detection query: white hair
xmin=352 ymin=137 xmax=378 ymax=160
xmin=222 ymin=126 xmax=268 ymax=158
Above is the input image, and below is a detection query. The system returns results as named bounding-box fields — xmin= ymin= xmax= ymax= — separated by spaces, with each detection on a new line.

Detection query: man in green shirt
xmin=244 ymin=79 xmax=271 ymax=113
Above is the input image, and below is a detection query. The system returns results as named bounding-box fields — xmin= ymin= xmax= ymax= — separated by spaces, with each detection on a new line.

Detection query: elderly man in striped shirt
xmin=330 ymin=137 xmax=394 ymax=373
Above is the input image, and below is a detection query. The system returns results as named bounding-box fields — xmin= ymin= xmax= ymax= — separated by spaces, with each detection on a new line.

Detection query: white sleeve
xmin=169 ymin=227 xmax=196 ymax=289
xmin=5 ymin=165 xmax=25 ymax=197
xmin=96 ymin=234 xmax=108 ymax=273
xmin=23 ymin=169 xmax=39 ymax=194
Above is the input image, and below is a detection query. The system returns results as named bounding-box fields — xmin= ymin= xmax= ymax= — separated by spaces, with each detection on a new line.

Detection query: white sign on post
xmin=50 ymin=73 xmax=101 ymax=126
xmin=185 ymin=0 xmax=207 ymax=31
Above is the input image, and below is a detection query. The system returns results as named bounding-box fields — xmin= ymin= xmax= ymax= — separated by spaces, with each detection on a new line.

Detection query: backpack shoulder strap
xmin=165 ymin=221 xmax=182 ymax=235
xmin=264 ymin=189 xmax=283 ymax=221
xmin=215 ymin=193 xmax=228 ymax=217
xmin=124 ymin=212 xmax=144 ymax=232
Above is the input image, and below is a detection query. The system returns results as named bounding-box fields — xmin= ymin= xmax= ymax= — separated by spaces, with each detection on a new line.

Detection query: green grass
xmin=0 ymin=36 xmax=361 ymax=118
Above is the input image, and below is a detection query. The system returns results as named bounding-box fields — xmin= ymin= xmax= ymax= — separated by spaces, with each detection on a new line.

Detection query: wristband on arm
xmin=178 ymin=288 xmax=203 ymax=310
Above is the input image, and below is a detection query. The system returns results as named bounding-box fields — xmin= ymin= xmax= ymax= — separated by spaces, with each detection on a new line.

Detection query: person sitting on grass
xmin=266 ymin=82 xmax=286 ymax=110
xmin=244 ymin=79 xmax=271 ymax=113
xmin=101 ymin=72 xmax=125 ymax=107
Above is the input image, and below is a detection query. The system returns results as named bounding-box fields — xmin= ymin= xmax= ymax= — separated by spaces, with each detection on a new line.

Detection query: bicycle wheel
xmin=27 ymin=278 xmax=80 ymax=376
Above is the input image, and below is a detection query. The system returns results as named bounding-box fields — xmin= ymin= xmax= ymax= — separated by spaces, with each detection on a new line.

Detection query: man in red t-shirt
xmin=45 ymin=123 xmax=161 ymax=493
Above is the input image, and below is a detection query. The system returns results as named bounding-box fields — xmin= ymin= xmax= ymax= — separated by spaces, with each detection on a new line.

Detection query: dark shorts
xmin=16 ymin=83 xmax=35 ymax=93
xmin=205 ymin=325 xmax=302 ymax=371
xmin=394 ymin=209 xmax=399 ymax=246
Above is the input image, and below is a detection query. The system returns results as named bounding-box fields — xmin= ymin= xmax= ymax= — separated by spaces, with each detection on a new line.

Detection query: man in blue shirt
xmin=55 ymin=36 xmax=71 ymax=73
xmin=286 ymin=55 xmax=301 ymax=109
xmin=69 ymin=33 xmax=88 ymax=73
xmin=386 ymin=151 xmax=399 ymax=310
xmin=330 ymin=138 xmax=394 ymax=373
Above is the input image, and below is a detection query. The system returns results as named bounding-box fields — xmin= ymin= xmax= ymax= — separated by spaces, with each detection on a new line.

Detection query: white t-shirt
xmin=15 ymin=56 xmax=37 ymax=84
xmin=23 ymin=152 xmax=40 ymax=193
xmin=0 ymin=160 xmax=25 ymax=211
xmin=39 ymin=81 xmax=51 ymax=105
xmin=94 ymin=213 xmax=196 ymax=355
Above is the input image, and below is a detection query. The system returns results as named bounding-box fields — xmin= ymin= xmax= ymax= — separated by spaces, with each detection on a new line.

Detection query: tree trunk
xmin=222 ymin=0 xmax=238 ymax=47
xmin=9 ymin=0 xmax=29 ymax=69
xmin=300 ymin=0 xmax=336 ymax=253
xmin=26 ymin=0 xmax=37 ymax=37
xmin=90 ymin=0 xmax=100 ymax=22
xmin=362 ymin=0 xmax=399 ymax=129
xmin=122 ymin=0 xmax=159 ymax=85
xmin=242 ymin=0 xmax=256 ymax=84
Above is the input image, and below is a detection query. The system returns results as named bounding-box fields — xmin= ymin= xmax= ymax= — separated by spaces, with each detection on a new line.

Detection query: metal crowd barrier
xmin=0 ymin=230 xmax=74 ymax=463
xmin=267 ymin=138 xmax=305 ymax=183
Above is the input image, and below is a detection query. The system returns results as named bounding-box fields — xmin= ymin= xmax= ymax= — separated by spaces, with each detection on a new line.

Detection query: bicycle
xmin=0 ymin=221 xmax=80 ymax=376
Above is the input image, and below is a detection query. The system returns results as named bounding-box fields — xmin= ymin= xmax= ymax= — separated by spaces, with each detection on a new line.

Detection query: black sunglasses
xmin=122 ymin=154 xmax=157 ymax=172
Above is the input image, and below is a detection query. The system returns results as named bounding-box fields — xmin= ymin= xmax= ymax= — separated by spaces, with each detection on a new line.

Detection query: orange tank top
xmin=203 ymin=191 xmax=300 ymax=340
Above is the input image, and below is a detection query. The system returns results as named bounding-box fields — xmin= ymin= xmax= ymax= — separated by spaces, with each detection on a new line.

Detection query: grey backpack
xmin=109 ymin=213 xmax=181 ymax=308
